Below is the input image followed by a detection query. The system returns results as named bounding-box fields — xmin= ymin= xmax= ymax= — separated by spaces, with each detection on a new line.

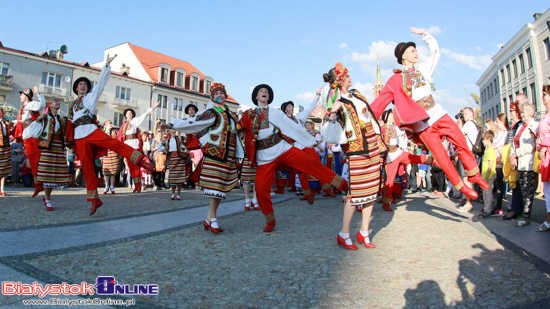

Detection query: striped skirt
xmin=200 ymin=133 xmax=238 ymax=199
xmin=240 ymin=157 xmax=256 ymax=184
xmin=0 ymin=145 xmax=11 ymax=176
xmin=37 ymin=134 xmax=69 ymax=187
xmin=347 ymin=122 xmax=381 ymax=205
xmin=168 ymin=155 xmax=187 ymax=185
xmin=102 ymin=150 xmax=120 ymax=176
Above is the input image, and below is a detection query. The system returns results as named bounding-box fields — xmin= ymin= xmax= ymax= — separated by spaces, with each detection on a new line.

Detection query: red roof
xmin=127 ymin=43 xmax=205 ymax=82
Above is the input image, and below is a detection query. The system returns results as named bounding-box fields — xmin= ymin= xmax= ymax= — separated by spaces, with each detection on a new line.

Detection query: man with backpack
xmin=458 ymin=107 xmax=482 ymax=212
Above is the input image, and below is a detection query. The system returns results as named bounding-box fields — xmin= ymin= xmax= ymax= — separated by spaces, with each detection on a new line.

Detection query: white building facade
xmin=477 ymin=8 xmax=550 ymax=122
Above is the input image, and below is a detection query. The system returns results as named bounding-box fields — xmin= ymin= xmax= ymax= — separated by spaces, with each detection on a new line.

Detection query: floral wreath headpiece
xmin=331 ymin=62 xmax=348 ymax=89
xmin=210 ymin=83 xmax=227 ymax=101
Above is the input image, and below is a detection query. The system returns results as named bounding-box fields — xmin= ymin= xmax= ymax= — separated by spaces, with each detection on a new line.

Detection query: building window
xmin=160 ymin=68 xmax=169 ymax=83
xmin=518 ymin=54 xmax=525 ymax=74
xmin=113 ymin=112 xmax=124 ymax=126
xmin=0 ymin=62 xmax=9 ymax=76
xmin=506 ymin=64 xmax=511 ymax=82
xmin=41 ymin=71 xmax=61 ymax=87
xmin=179 ymin=99 xmax=183 ymax=111
xmin=205 ymin=81 xmax=212 ymax=93
xmin=115 ymin=86 xmax=131 ymax=100
xmin=530 ymin=83 xmax=537 ymax=108
xmin=544 ymin=38 xmax=550 ymax=61
xmin=503 ymin=97 xmax=507 ymax=110
xmin=512 ymin=59 xmax=517 ymax=78
xmin=509 ymin=95 xmax=513 ymax=105
xmin=192 ymin=76 xmax=199 ymax=91
xmin=176 ymin=72 xmax=184 ymax=87
xmin=522 ymin=87 xmax=527 ymax=97
xmin=158 ymin=94 xmax=168 ymax=109
xmin=174 ymin=98 xmax=178 ymax=110
xmin=526 ymin=48 xmax=533 ymax=68
xmin=500 ymin=69 xmax=505 ymax=86
xmin=494 ymin=79 xmax=498 ymax=94
xmin=490 ymin=84 xmax=493 ymax=98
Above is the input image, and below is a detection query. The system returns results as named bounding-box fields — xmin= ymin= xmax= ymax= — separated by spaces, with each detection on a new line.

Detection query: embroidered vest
xmin=174 ymin=136 xmax=188 ymax=158
xmin=68 ymin=96 xmax=85 ymax=121
xmin=37 ymin=114 xmax=67 ymax=149
xmin=197 ymin=107 xmax=239 ymax=162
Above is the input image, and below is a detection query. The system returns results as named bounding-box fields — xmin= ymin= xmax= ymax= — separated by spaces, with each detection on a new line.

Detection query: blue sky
xmin=1 ymin=1 xmax=548 ymax=114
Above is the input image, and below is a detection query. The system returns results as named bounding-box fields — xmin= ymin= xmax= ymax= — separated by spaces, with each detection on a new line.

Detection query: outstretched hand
xmin=106 ymin=54 xmax=118 ymax=66
xmin=153 ymin=99 xmax=161 ymax=110
xmin=410 ymin=27 xmax=426 ymax=35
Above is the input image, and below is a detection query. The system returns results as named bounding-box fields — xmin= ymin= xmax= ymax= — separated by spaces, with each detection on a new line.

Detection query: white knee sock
xmin=339 ymin=232 xmax=353 ymax=245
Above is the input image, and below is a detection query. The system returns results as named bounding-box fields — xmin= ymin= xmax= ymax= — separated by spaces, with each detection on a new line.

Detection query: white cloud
xmin=426 ymin=25 xmax=442 ymax=35
xmin=295 ymin=92 xmax=316 ymax=102
xmin=431 ymin=89 xmax=475 ymax=112
xmin=301 ymin=38 xmax=315 ymax=44
xmin=352 ymin=82 xmax=374 ymax=103
xmin=339 ymin=43 xmax=348 ymax=49
xmin=441 ymin=48 xmax=492 ymax=71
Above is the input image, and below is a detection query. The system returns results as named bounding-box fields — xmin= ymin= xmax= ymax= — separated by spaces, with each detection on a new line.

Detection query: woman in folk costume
xmin=379 ymin=109 xmax=431 ymax=211
xmin=117 ymin=100 xmax=161 ymax=193
xmin=0 ymin=107 xmax=12 ymax=196
xmin=69 ymin=54 xmax=154 ymax=216
xmin=238 ymin=84 xmax=348 ymax=232
xmin=28 ymin=100 xmax=69 ymax=210
xmin=162 ymin=83 xmax=242 ymax=233
xmin=167 ymin=130 xmax=191 ymax=201
xmin=323 ymin=63 xmax=383 ymax=250
xmin=102 ymin=120 xmax=121 ymax=194
xmin=13 ymin=87 xmax=46 ymax=197
xmin=369 ymin=27 xmax=488 ymax=201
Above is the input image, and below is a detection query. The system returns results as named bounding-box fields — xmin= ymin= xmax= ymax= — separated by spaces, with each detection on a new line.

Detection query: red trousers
xmin=127 ymin=158 xmax=142 ymax=184
xmin=413 ymin=114 xmax=479 ymax=190
xmin=383 ymin=152 xmax=427 ymax=205
xmin=256 ymin=147 xmax=346 ymax=224
xmin=74 ymin=130 xmax=144 ymax=201
xmin=23 ymin=138 xmax=40 ymax=179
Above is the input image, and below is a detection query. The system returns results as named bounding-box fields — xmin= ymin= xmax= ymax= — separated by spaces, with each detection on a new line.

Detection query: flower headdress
xmin=331 ymin=62 xmax=348 ymax=89
xmin=210 ymin=83 xmax=227 ymax=101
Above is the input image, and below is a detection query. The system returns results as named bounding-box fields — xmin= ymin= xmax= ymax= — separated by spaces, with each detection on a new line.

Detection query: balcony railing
xmin=0 ymin=75 xmax=13 ymax=90
xmin=113 ymin=98 xmax=138 ymax=109
xmin=39 ymin=84 xmax=67 ymax=97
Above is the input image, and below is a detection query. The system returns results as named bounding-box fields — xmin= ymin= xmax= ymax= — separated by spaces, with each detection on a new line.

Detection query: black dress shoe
xmin=503 ymin=213 xmax=518 ymax=220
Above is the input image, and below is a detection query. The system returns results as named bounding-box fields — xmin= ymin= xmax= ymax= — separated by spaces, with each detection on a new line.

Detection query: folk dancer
xmin=69 ymin=54 xmax=154 ymax=215
xmin=379 ymin=109 xmax=431 ymax=211
xmin=162 ymin=83 xmax=242 ymax=233
xmin=0 ymin=107 xmax=12 ymax=196
xmin=13 ymin=87 xmax=46 ymax=197
xmin=238 ymin=84 xmax=348 ymax=232
xmin=369 ymin=27 xmax=488 ymax=200
xmin=28 ymin=100 xmax=69 ymax=210
xmin=117 ymin=100 xmax=160 ymax=193
xmin=102 ymin=120 xmax=121 ymax=194
xmin=324 ymin=63 xmax=384 ymax=249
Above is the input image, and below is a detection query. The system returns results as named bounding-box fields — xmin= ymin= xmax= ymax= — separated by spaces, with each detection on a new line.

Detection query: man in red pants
xmin=370 ymin=27 xmax=487 ymax=200
xmin=238 ymin=84 xmax=348 ymax=232
xmin=12 ymin=87 xmax=46 ymax=197
xmin=70 ymin=54 xmax=153 ymax=215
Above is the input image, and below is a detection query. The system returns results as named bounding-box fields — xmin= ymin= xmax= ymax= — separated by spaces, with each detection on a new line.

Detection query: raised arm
xmin=411 ymin=27 xmax=440 ymax=80
xmin=296 ymin=87 xmax=321 ymax=122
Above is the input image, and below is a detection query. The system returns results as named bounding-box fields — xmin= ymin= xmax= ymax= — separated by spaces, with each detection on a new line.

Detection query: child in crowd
xmin=155 ymin=150 xmax=167 ymax=189
xmin=478 ymin=131 xmax=497 ymax=218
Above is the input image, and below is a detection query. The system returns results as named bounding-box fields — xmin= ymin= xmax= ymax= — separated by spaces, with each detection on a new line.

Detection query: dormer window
xmin=203 ymin=76 xmax=214 ymax=94
xmin=176 ymin=72 xmax=184 ymax=87
xmin=160 ymin=68 xmax=168 ymax=83
xmin=192 ymin=76 xmax=198 ymax=91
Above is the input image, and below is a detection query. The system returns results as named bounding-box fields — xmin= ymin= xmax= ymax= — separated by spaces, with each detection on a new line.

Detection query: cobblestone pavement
xmin=1 ymin=186 xmax=550 ymax=308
